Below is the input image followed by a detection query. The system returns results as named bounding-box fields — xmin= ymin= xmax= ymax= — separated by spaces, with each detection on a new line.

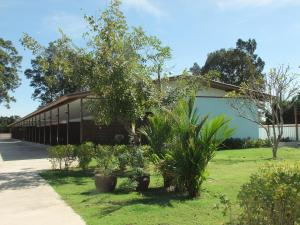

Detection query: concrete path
xmin=0 ymin=140 xmax=85 ymax=225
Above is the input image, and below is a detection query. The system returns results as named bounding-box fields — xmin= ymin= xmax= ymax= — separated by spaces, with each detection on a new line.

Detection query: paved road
xmin=0 ymin=140 xmax=85 ymax=225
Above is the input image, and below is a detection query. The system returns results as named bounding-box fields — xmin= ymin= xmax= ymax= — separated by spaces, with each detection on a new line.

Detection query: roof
xmin=165 ymin=75 xmax=241 ymax=92
xmin=9 ymin=91 xmax=90 ymax=127
xmin=9 ymin=75 xmax=266 ymax=127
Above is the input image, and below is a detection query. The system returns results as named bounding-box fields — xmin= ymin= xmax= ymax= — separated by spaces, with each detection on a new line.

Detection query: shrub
xmin=243 ymin=138 xmax=271 ymax=148
xmin=48 ymin=145 xmax=76 ymax=170
xmin=238 ymin=163 xmax=300 ymax=225
xmin=165 ymin=97 xmax=234 ymax=198
xmin=221 ymin=138 xmax=271 ymax=150
xmin=76 ymin=142 xmax=94 ymax=170
xmin=94 ymin=145 xmax=118 ymax=175
xmin=61 ymin=145 xmax=76 ymax=170
xmin=114 ymin=145 xmax=130 ymax=174
xmin=280 ymin=137 xmax=292 ymax=142
xmin=128 ymin=145 xmax=151 ymax=178
xmin=48 ymin=145 xmax=64 ymax=170
xmin=222 ymin=138 xmax=245 ymax=149
xmin=139 ymin=110 xmax=173 ymax=187
xmin=139 ymin=110 xmax=172 ymax=159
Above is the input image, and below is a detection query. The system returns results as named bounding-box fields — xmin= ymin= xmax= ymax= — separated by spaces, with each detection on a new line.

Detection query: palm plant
xmin=139 ymin=110 xmax=173 ymax=187
xmin=166 ymin=96 xmax=234 ymax=198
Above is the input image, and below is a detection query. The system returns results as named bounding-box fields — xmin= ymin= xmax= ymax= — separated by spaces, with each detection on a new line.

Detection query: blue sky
xmin=1 ymin=0 xmax=300 ymax=117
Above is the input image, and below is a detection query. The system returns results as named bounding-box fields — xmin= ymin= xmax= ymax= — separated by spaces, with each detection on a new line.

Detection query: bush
xmin=238 ymin=163 xmax=300 ymax=225
xmin=128 ymin=145 xmax=151 ymax=178
xmin=114 ymin=145 xmax=130 ymax=174
xmin=94 ymin=145 xmax=118 ymax=175
xmin=48 ymin=145 xmax=76 ymax=170
xmin=221 ymin=138 xmax=271 ymax=150
xmin=280 ymin=137 xmax=292 ymax=142
xmin=48 ymin=145 xmax=64 ymax=170
xmin=139 ymin=110 xmax=173 ymax=188
xmin=222 ymin=138 xmax=245 ymax=149
xmin=165 ymin=97 xmax=234 ymax=198
xmin=76 ymin=142 xmax=94 ymax=170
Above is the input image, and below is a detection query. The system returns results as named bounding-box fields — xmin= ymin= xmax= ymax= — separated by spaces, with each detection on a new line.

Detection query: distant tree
xmin=0 ymin=115 xmax=20 ymax=133
xmin=265 ymin=95 xmax=300 ymax=125
xmin=228 ymin=66 xmax=299 ymax=159
xmin=192 ymin=39 xmax=265 ymax=86
xmin=0 ymin=38 xmax=22 ymax=108
xmin=190 ymin=62 xmax=201 ymax=75
xmin=145 ymin=35 xmax=171 ymax=91
xmin=21 ymin=32 xmax=91 ymax=105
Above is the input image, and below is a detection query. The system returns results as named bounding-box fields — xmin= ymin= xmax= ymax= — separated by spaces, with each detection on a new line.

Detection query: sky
xmin=1 ymin=0 xmax=300 ymax=117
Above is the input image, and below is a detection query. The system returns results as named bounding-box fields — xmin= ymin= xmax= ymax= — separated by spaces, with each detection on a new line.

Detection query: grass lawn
xmin=40 ymin=148 xmax=300 ymax=225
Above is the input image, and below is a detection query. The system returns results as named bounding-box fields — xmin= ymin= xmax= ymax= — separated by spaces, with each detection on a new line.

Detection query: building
xmin=9 ymin=79 xmax=259 ymax=145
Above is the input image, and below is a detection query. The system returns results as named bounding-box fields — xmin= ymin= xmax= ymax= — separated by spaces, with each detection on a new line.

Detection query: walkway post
xmin=31 ymin=119 xmax=33 ymax=141
xmin=22 ymin=121 xmax=25 ymax=140
xmin=66 ymin=104 xmax=70 ymax=145
xmin=28 ymin=119 xmax=30 ymax=141
xmin=35 ymin=116 xmax=37 ymax=142
xmin=23 ymin=121 xmax=25 ymax=141
xmin=25 ymin=120 xmax=28 ymax=141
xmin=50 ymin=110 xmax=52 ymax=145
xmin=44 ymin=112 xmax=46 ymax=144
xmin=57 ymin=107 xmax=60 ymax=145
xmin=31 ymin=117 xmax=34 ymax=142
xmin=80 ymin=98 xmax=83 ymax=143
xmin=294 ymin=105 xmax=298 ymax=141
xmin=39 ymin=114 xmax=41 ymax=143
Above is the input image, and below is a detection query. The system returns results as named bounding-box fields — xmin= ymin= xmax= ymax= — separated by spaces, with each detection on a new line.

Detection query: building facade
xmin=9 ymin=79 xmax=259 ymax=145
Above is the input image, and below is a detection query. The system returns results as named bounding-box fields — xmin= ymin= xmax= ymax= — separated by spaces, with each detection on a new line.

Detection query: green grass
xmin=40 ymin=148 xmax=300 ymax=225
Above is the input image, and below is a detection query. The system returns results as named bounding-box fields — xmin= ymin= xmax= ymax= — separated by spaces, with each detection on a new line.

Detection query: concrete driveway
xmin=0 ymin=139 xmax=85 ymax=225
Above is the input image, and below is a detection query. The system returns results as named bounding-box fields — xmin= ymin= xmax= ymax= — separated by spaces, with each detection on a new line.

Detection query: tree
xmin=190 ymin=62 xmax=201 ymax=76
xmin=0 ymin=115 xmax=20 ymax=133
xmin=192 ymin=38 xmax=265 ymax=86
xmin=84 ymin=0 xmax=170 ymax=139
xmin=21 ymin=32 xmax=91 ymax=105
xmin=144 ymin=35 xmax=171 ymax=91
xmin=228 ymin=66 xmax=299 ymax=159
xmin=0 ymin=38 xmax=22 ymax=108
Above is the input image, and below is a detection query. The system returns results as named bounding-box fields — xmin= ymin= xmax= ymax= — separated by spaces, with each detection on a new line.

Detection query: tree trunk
xmin=272 ymin=141 xmax=278 ymax=159
xmin=120 ymin=120 xmax=140 ymax=145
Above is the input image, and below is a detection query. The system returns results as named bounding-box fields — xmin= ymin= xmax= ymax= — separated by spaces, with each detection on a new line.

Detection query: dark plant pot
xmin=135 ymin=175 xmax=150 ymax=192
xmin=163 ymin=174 xmax=177 ymax=192
xmin=163 ymin=175 xmax=174 ymax=189
xmin=95 ymin=174 xmax=117 ymax=192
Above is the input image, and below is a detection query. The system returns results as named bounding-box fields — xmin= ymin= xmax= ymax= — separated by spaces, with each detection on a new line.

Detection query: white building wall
xmin=195 ymin=87 xmax=259 ymax=139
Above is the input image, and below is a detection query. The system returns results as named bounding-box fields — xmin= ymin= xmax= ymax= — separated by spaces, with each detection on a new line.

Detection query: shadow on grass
xmin=40 ymin=169 xmax=94 ymax=186
xmin=81 ymin=187 xmax=189 ymax=218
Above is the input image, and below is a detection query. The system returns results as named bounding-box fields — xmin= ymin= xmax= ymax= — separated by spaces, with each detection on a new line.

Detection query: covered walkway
xmin=9 ymin=92 xmax=127 ymax=145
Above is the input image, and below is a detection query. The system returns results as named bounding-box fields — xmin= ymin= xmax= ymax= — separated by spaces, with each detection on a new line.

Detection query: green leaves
xmin=196 ymin=38 xmax=265 ymax=86
xmin=140 ymin=96 xmax=234 ymax=198
xmin=84 ymin=0 xmax=162 ymax=128
xmin=238 ymin=162 xmax=300 ymax=225
xmin=21 ymin=32 xmax=90 ymax=105
xmin=0 ymin=37 xmax=22 ymax=108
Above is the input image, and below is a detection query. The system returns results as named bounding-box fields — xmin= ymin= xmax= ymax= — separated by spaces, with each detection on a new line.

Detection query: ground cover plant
xmin=237 ymin=162 xmax=300 ymax=225
xmin=40 ymin=147 xmax=300 ymax=225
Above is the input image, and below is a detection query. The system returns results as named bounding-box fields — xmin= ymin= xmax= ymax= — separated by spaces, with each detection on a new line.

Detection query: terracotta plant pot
xmin=135 ymin=175 xmax=150 ymax=192
xmin=95 ymin=174 xmax=117 ymax=192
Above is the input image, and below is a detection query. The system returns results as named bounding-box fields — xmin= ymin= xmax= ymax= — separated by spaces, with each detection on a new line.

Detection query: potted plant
xmin=114 ymin=145 xmax=130 ymax=176
xmin=129 ymin=145 xmax=151 ymax=192
xmin=94 ymin=145 xmax=118 ymax=192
